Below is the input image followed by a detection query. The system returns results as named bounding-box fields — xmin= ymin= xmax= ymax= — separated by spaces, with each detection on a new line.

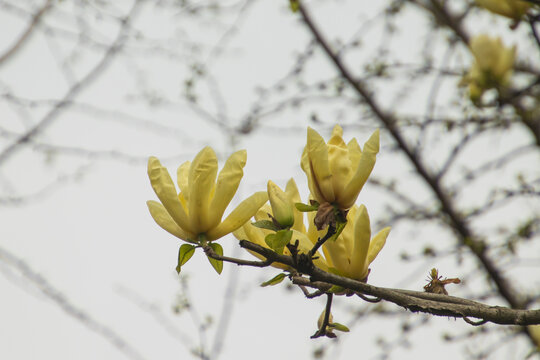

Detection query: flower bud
xmin=267 ymin=180 xmax=294 ymax=228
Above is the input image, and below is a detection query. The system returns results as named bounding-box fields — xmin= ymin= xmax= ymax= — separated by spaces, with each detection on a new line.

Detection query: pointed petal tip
xmin=331 ymin=124 xmax=343 ymax=137
xmin=365 ymin=129 xmax=380 ymax=153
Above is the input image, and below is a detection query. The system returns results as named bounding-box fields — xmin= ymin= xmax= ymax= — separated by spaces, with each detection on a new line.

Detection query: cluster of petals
xmin=147 ymin=147 xmax=267 ymax=242
xmin=301 ymin=125 xmax=379 ymax=210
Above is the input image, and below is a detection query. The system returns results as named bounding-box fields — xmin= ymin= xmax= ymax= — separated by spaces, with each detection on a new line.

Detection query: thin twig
xmin=0 ymin=0 xmax=53 ymax=66
xmin=311 ymin=293 xmax=334 ymax=338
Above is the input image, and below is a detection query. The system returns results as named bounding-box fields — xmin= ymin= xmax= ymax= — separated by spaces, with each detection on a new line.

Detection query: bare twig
xmin=0 ymin=0 xmax=53 ymax=66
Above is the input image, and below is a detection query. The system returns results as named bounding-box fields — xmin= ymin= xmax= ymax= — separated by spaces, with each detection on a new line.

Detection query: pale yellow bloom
xmin=301 ymin=125 xmax=379 ymax=210
xmin=463 ymin=35 xmax=516 ymax=101
xmin=308 ymin=205 xmax=390 ymax=281
xmin=147 ymin=147 xmax=267 ymax=242
xmin=476 ymin=0 xmax=531 ymax=20
xmin=234 ymin=178 xmax=326 ymax=270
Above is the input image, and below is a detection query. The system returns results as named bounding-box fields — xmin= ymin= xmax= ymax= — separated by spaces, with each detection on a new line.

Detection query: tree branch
xmin=235 ymin=240 xmax=540 ymax=327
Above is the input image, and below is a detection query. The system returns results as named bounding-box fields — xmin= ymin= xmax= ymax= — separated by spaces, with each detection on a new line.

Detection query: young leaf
xmin=264 ymin=230 xmax=293 ymax=255
xmin=328 ymin=220 xmax=347 ymax=242
xmin=176 ymin=244 xmax=196 ymax=274
xmin=207 ymin=242 xmax=224 ymax=274
xmin=251 ymin=220 xmax=280 ymax=232
xmin=328 ymin=322 xmax=350 ymax=332
xmin=295 ymin=202 xmax=319 ymax=212
xmin=260 ymin=273 xmax=287 ymax=287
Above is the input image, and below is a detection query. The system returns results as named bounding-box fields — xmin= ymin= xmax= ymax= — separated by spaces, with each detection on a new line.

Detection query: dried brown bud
xmin=423 ymin=268 xmax=461 ymax=295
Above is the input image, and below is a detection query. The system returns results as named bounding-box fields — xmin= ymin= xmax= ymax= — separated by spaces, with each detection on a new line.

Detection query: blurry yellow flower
xmin=308 ymin=205 xmax=390 ymax=281
xmin=301 ymin=125 xmax=379 ymax=210
xmin=147 ymin=147 xmax=267 ymax=242
xmin=463 ymin=35 xmax=515 ymax=101
xmin=475 ymin=0 xmax=531 ymax=21
xmin=234 ymin=179 xmax=326 ymax=270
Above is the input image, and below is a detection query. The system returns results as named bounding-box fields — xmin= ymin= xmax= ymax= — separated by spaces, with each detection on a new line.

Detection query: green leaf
xmin=260 ymin=273 xmax=287 ymax=287
xmin=327 ymin=220 xmax=347 ymax=242
xmin=264 ymin=230 xmax=293 ymax=255
xmin=176 ymin=244 xmax=196 ymax=274
xmin=207 ymin=242 xmax=224 ymax=274
xmin=251 ymin=220 xmax=280 ymax=232
xmin=327 ymin=285 xmax=345 ymax=293
xmin=328 ymin=322 xmax=350 ymax=332
xmin=295 ymin=202 xmax=318 ymax=212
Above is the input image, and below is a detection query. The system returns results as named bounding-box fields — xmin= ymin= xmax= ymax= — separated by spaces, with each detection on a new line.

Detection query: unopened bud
xmin=267 ymin=180 xmax=294 ymax=228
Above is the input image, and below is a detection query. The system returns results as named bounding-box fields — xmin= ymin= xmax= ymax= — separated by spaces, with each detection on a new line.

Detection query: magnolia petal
xmin=208 ymin=150 xmax=247 ymax=229
xmin=328 ymin=129 xmax=352 ymax=202
xmin=176 ymin=161 xmax=191 ymax=200
xmin=367 ymin=226 xmax=391 ymax=266
xmin=347 ymin=138 xmax=362 ymax=175
xmin=307 ymin=127 xmax=335 ymax=202
xmin=233 ymin=227 xmax=247 ymax=240
xmin=341 ymin=206 xmax=357 ymax=256
xmin=301 ymin=147 xmax=326 ymax=204
xmin=339 ymin=130 xmax=379 ymax=209
xmin=349 ymin=205 xmax=371 ymax=280
xmin=285 ymin=178 xmax=306 ymax=233
xmin=255 ymin=204 xmax=273 ymax=222
xmin=188 ymin=147 xmax=218 ymax=233
xmin=148 ymin=157 xmax=194 ymax=233
xmin=206 ymin=191 xmax=268 ymax=240
xmin=147 ymin=201 xmax=195 ymax=242
xmin=306 ymin=211 xmax=321 ymax=246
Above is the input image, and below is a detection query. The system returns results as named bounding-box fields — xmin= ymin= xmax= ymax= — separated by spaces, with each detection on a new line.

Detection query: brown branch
xmin=238 ymin=240 xmax=540 ymax=327
xmin=0 ymin=0 xmax=53 ymax=66
xmin=203 ymin=244 xmax=275 ymax=267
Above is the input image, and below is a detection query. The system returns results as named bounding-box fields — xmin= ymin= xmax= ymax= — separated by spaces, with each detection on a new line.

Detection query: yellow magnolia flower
xmin=308 ymin=205 xmax=390 ymax=281
xmin=301 ymin=125 xmax=379 ymax=210
xmin=475 ymin=0 xmax=531 ymax=21
xmin=463 ymin=35 xmax=515 ymax=101
xmin=234 ymin=179 xmax=326 ymax=270
xmin=147 ymin=147 xmax=268 ymax=242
